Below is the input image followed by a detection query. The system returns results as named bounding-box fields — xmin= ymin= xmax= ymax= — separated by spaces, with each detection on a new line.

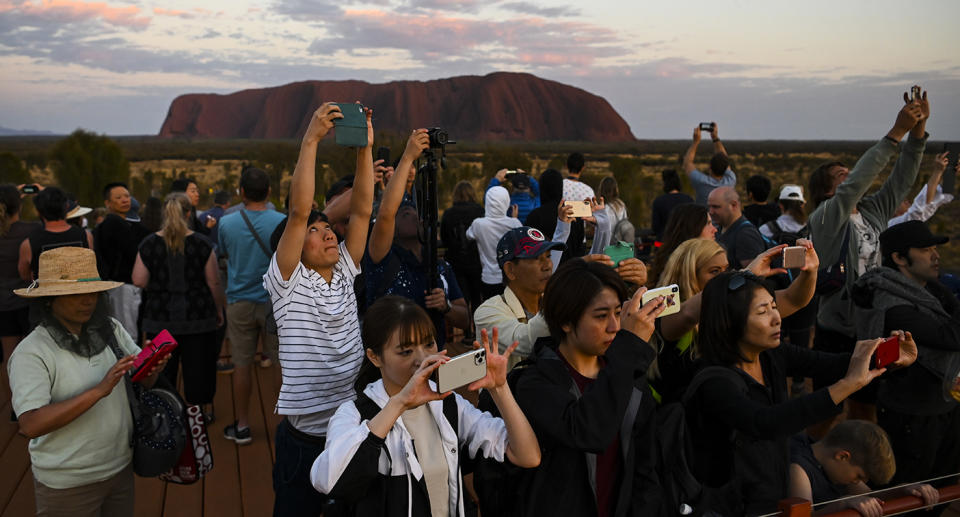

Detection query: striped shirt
xmin=263 ymin=241 xmax=363 ymax=436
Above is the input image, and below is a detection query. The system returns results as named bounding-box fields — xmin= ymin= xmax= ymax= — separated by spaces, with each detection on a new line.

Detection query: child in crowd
xmin=789 ymin=420 xmax=939 ymax=516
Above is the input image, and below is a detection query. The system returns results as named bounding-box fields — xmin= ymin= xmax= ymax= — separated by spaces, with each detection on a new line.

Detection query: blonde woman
xmin=132 ymin=192 xmax=225 ymax=420
xmin=650 ymin=237 xmax=820 ymax=403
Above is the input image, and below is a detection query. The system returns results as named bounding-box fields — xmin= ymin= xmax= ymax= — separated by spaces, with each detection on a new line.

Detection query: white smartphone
xmin=641 ymin=284 xmax=681 ymax=317
xmin=564 ymin=199 xmax=592 ymax=218
xmin=435 ymin=348 xmax=487 ymax=393
xmin=782 ymin=246 xmax=805 ymax=269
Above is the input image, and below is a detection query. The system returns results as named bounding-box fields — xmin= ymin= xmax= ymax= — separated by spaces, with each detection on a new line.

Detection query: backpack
xmin=656 ymin=366 xmax=746 ymax=517
xmin=762 ymin=219 xmax=809 ymax=247
xmin=815 ymin=226 xmax=851 ymax=297
xmin=612 ymin=217 xmax=636 ymax=247
xmin=472 ymin=360 xmax=535 ymax=517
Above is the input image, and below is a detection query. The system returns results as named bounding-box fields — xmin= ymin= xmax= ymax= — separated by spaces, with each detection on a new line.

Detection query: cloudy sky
xmin=1 ymin=0 xmax=959 ymax=139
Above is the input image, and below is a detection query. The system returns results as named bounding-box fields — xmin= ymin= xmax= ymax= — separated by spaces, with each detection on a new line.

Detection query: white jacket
xmin=310 ymin=379 xmax=509 ymax=517
xmin=466 ymin=186 xmax=522 ymax=284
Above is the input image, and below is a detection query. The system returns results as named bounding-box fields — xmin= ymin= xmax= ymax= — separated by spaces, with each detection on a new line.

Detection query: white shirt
xmin=263 ymin=241 xmax=364 ymax=436
xmin=562 ymin=178 xmax=595 ymax=202
xmin=888 ymin=184 xmax=954 ymax=227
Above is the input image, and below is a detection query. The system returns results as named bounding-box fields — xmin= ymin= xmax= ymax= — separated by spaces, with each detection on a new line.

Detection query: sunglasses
xmin=728 ymin=271 xmax=762 ymax=291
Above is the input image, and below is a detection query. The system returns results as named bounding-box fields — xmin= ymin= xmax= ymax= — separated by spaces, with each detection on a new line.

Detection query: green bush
xmin=49 ymin=130 xmax=130 ymax=206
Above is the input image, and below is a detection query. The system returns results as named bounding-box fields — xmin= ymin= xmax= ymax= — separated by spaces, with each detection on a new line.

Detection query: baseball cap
xmin=779 ymin=184 xmax=805 ymax=203
xmin=880 ymin=220 xmax=948 ymax=253
xmin=496 ymin=226 xmax=566 ymax=268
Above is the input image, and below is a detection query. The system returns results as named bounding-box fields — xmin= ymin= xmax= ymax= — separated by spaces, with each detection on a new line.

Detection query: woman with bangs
xmin=311 ymin=295 xmax=540 ymax=517
xmin=650 ymin=237 xmax=820 ymax=403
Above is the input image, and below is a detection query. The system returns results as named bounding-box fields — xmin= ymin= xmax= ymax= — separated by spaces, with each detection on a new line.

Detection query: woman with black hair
xmin=18 ymin=186 xmax=93 ymax=281
xmin=311 ymin=295 xmax=540 ymax=516
xmin=646 ymin=203 xmax=716 ymax=289
xmin=514 ymin=259 xmax=666 ymax=517
xmin=683 ymin=270 xmax=919 ymax=515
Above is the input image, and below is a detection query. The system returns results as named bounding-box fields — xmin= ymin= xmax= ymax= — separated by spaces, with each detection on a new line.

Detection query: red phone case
xmin=873 ymin=336 xmax=900 ymax=369
xmin=131 ymin=330 xmax=178 ymax=382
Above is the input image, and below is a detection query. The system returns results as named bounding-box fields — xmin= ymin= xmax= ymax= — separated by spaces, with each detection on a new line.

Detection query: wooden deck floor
xmin=1 ymin=359 xmax=284 ymax=517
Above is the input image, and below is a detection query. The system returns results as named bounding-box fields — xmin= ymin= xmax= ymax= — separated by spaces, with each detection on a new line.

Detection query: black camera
xmin=427 ymin=127 xmax=451 ymax=149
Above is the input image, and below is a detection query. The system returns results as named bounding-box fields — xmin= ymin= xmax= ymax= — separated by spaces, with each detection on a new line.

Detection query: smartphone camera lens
xmin=671 ymin=286 xmax=678 ymax=292
xmin=475 ymin=351 xmax=485 ymax=365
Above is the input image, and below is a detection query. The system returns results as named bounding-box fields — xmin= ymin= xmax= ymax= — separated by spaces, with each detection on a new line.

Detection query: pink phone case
xmin=131 ymin=330 xmax=178 ymax=382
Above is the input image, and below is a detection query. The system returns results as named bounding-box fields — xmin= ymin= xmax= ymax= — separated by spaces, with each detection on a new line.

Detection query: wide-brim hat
xmin=66 ymin=204 xmax=92 ymax=219
xmin=14 ymin=247 xmax=123 ymax=298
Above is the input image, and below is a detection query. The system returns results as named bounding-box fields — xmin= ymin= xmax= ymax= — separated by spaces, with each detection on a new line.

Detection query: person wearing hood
xmin=467 ymin=185 xmax=522 ymax=300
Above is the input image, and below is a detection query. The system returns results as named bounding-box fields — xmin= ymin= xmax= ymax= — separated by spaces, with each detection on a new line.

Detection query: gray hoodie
xmin=809 ymin=134 xmax=927 ymax=336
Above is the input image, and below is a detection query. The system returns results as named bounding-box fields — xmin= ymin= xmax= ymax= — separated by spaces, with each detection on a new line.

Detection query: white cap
xmin=779 ymin=184 xmax=805 ymax=203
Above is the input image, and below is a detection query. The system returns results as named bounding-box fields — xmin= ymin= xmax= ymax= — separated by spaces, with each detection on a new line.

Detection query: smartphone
xmin=130 ymin=330 xmax=179 ymax=382
xmin=944 ymin=143 xmax=959 ymax=196
xmin=434 ymin=348 xmax=486 ymax=393
xmin=782 ymin=246 xmax=806 ymax=269
xmin=505 ymin=170 xmax=518 ymax=175
xmin=641 ymin=284 xmax=681 ymax=318
xmin=20 ymin=184 xmax=39 ymax=194
xmin=910 ymin=85 xmax=921 ymax=103
xmin=872 ymin=335 xmax=900 ymax=370
xmin=376 ymin=146 xmax=390 ymax=165
xmin=333 ymin=103 xmax=368 ymax=147
xmin=699 ymin=122 xmax=714 ymax=132
xmin=564 ymin=199 xmax=592 ymax=218
xmin=603 ymin=241 xmax=635 ymax=267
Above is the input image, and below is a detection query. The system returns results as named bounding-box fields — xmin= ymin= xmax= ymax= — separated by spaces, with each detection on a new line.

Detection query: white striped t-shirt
xmin=263 ymin=241 xmax=363 ymax=436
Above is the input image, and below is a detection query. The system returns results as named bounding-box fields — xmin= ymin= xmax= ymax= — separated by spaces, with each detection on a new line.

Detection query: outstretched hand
xmin=619 ymin=286 xmax=666 ymax=342
xmin=890 ymin=330 xmax=918 ymax=368
xmin=844 ymin=338 xmax=887 ymax=390
xmin=746 ymin=244 xmax=789 ymax=277
xmin=467 ymin=328 xmax=517 ymax=392
xmin=394 ymin=353 xmax=450 ymax=410
xmin=794 ymin=238 xmax=820 ymax=271
xmin=403 ymin=129 xmax=430 ymax=161
xmin=303 ymin=102 xmax=343 ymax=144
xmin=557 ymin=199 xmax=574 ymax=223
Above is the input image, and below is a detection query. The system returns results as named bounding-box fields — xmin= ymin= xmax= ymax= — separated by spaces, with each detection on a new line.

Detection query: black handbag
xmin=108 ymin=342 xmax=188 ymax=477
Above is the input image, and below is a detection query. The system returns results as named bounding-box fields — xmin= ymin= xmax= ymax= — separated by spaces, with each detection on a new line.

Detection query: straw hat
xmin=14 ymin=247 xmax=123 ymax=298
xmin=66 ymin=204 xmax=92 ymax=220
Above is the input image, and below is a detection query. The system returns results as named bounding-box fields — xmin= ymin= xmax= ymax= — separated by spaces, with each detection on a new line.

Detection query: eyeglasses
xmin=728 ymin=271 xmax=762 ymax=291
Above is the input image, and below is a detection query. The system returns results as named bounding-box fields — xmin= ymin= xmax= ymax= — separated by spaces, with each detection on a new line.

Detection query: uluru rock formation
xmin=159 ymin=72 xmax=635 ymax=142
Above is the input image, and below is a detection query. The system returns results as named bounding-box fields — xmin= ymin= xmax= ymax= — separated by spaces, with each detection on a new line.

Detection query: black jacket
xmin=683 ymin=345 xmax=849 ymax=515
xmin=440 ymin=201 xmax=483 ymax=274
xmin=514 ymin=331 xmax=662 ymax=517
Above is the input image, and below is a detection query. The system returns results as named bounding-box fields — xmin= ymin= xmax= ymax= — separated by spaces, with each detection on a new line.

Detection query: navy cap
xmin=496 ymin=226 xmax=566 ymax=268
xmin=880 ymin=220 xmax=948 ymax=253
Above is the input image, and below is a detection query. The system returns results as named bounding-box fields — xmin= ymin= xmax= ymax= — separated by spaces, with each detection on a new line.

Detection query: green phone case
xmin=603 ymin=241 xmax=635 ymax=267
xmin=333 ymin=103 xmax=367 ymax=147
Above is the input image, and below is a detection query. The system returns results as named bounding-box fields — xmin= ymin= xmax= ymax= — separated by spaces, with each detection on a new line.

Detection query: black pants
xmin=273 ymin=418 xmax=327 ymax=517
xmin=157 ymin=330 xmax=219 ymax=405
xmin=480 ymin=281 xmax=504 ymax=301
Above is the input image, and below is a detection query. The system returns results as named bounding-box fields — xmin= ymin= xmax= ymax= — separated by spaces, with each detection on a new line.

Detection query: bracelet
xmin=883 ymin=135 xmax=899 ymax=145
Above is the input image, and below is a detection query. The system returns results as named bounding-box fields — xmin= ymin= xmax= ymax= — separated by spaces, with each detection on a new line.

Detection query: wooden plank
xmin=237 ymin=363 xmax=276 ymax=516
xmin=0 ymin=401 xmax=19 ymax=454
xmin=134 ymin=476 xmax=166 ymax=517
xmin=0 ymin=434 xmax=31 ymax=512
xmin=203 ymin=373 xmax=242 ymax=517
xmin=163 ymin=479 xmax=203 ymax=517
xmin=1 ymin=468 xmax=34 ymax=517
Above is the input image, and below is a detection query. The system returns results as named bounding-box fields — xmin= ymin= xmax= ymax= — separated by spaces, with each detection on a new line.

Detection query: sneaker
xmin=224 ymin=422 xmax=252 ymax=445
xmin=217 ymin=360 xmax=234 ymax=374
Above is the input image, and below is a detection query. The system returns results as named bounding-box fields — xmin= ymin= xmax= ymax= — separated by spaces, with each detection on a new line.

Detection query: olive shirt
xmin=8 ymin=318 xmax=140 ymax=489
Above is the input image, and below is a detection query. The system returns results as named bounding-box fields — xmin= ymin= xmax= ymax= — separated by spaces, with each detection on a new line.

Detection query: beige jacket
xmin=473 ymin=286 xmax=549 ymax=368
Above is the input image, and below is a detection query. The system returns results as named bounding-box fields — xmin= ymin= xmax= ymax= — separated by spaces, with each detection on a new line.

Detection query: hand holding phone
xmin=699 ymin=122 xmax=714 ymax=132
xmin=333 ymin=103 xmax=368 ymax=147
xmin=782 ymin=246 xmax=806 ymax=269
xmin=641 ymin=284 xmax=681 ymax=318
xmin=19 ymin=184 xmax=39 ymax=194
xmin=131 ymin=330 xmax=179 ymax=382
xmin=434 ymin=348 xmax=487 ymax=393
xmin=872 ymin=335 xmax=900 ymax=370
xmin=604 ymin=241 xmax=635 ymax=267
xmin=564 ymin=200 xmax=592 ymax=218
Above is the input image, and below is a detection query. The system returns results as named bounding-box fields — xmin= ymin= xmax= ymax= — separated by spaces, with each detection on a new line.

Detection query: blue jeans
xmin=273 ymin=418 xmax=328 ymax=517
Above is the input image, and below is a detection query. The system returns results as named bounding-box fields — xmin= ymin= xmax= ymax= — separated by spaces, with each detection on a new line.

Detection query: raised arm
xmin=367 ymin=129 xmax=429 ymax=264
xmin=710 ymin=122 xmax=728 ymax=156
xmin=344 ymin=108 xmax=376 ymax=267
xmin=275 ymin=103 xmax=342 ymax=281
xmin=683 ymin=126 xmax=700 ymax=175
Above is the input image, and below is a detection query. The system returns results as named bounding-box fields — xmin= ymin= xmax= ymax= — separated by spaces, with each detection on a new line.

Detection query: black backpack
xmin=472 ymin=360 xmax=535 ymax=517
xmin=656 ymin=366 xmax=746 ymax=516
xmin=762 ymin=219 xmax=810 ymax=247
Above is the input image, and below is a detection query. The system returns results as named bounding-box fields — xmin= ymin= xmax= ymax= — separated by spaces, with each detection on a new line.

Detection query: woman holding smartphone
xmin=311 ymin=295 xmax=540 ymax=517
xmin=513 ymin=259 xmax=666 ymax=517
